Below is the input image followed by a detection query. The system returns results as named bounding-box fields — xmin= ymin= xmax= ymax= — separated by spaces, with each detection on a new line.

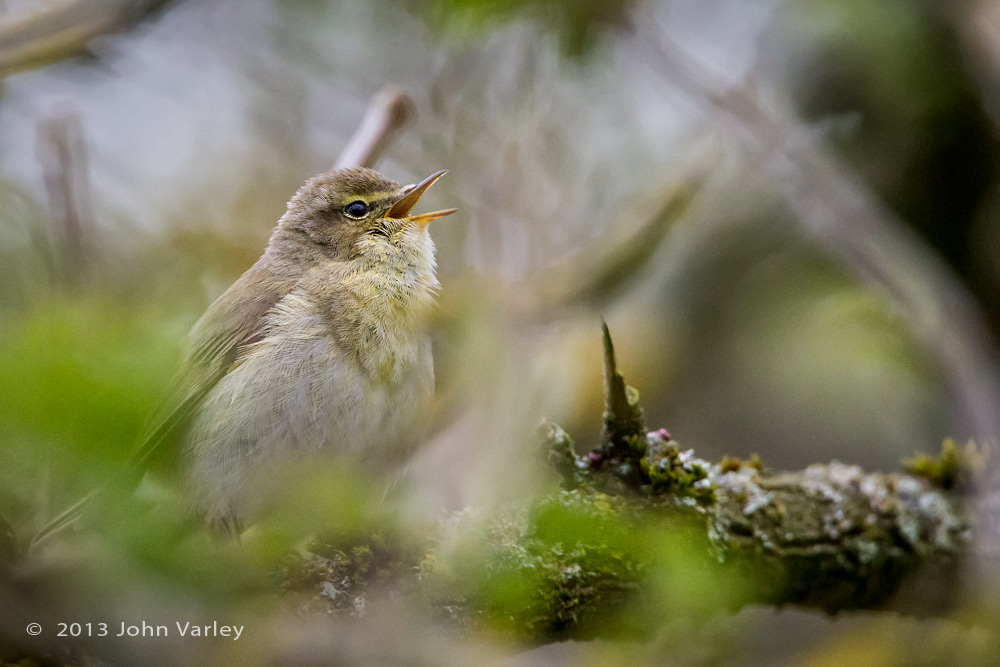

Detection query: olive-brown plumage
xmin=138 ymin=167 xmax=454 ymax=523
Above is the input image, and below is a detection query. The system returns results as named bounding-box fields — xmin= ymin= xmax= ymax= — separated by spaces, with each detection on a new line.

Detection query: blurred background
xmin=2 ymin=0 xmax=1000 ymax=664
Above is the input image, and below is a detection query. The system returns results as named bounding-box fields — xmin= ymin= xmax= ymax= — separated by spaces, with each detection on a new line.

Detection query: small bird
xmin=165 ymin=167 xmax=456 ymax=526
xmin=37 ymin=167 xmax=455 ymax=538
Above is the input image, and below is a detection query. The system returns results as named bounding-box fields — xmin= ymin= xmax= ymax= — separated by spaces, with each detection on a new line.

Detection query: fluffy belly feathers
xmin=184 ymin=306 xmax=433 ymax=520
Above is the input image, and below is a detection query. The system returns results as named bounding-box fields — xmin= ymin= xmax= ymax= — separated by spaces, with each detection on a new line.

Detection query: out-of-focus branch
xmin=642 ymin=32 xmax=1000 ymax=438
xmin=333 ymin=86 xmax=416 ymax=170
xmin=36 ymin=105 xmax=92 ymax=284
xmin=938 ymin=1 xmax=1000 ymax=132
xmin=0 ymin=0 xmax=173 ymax=76
xmin=526 ymin=159 xmax=710 ymax=316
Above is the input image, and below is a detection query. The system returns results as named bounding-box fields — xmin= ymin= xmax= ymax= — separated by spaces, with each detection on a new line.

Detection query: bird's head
xmin=275 ymin=167 xmax=455 ymax=265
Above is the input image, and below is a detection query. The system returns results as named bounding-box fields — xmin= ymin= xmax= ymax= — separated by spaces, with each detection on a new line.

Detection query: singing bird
xmin=135 ymin=168 xmax=455 ymax=529
xmin=32 ymin=167 xmax=453 ymax=543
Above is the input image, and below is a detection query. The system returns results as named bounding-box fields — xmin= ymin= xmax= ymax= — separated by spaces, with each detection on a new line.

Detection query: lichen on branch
xmin=286 ymin=323 xmax=974 ymax=640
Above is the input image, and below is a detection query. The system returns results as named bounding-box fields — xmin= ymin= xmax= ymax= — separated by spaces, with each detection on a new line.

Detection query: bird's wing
xmin=126 ymin=262 xmax=297 ymax=481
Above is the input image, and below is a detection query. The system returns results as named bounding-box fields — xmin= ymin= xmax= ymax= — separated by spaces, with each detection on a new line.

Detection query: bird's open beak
xmin=386 ymin=169 xmax=457 ymax=228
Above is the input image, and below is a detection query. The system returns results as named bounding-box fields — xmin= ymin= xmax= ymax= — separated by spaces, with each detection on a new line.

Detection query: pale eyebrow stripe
xmin=368 ymin=195 xmax=398 ymax=210
xmin=334 ymin=193 xmax=397 ymax=209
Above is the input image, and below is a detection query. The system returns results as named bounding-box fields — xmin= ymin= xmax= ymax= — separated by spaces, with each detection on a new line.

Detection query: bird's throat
xmin=340 ymin=241 xmax=438 ymax=381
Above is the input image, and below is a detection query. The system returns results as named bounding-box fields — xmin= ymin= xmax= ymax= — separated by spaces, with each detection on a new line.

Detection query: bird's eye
xmin=344 ymin=200 xmax=369 ymax=219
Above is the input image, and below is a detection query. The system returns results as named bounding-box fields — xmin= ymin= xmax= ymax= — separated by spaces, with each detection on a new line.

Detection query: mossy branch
xmin=285 ymin=324 xmax=974 ymax=640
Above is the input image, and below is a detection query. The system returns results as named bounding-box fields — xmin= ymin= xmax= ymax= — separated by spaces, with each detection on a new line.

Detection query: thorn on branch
xmin=597 ymin=319 xmax=648 ymax=489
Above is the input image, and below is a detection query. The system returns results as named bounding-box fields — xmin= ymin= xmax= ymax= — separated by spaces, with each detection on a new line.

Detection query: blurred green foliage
xmin=411 ymin=0 xmax=638 ymax=55
xmin=0 ymin=297 xmax=176 ymax=462
xmin=0 ymin=294 xmax=181 ymax=548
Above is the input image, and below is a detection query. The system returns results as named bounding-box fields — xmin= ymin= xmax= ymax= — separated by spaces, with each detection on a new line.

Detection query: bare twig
xmin=36 ymin=105 xmax=93 ymax=284
xmin=0 ymin=0 xmax=172 ymax=75
xmin=334 ymin=86 xmax=416 ymax=170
